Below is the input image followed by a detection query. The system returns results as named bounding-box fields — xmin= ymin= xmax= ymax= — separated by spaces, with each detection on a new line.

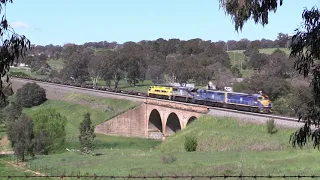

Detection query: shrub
xmin=16 ymin=82 xmax=47 ymax=108
xmin=160 ymin=154 xmax=177 ymax=164
xmin=79 ymin=113 xmax=96 ymax=154
xmin=32 ymin=109 xmax=67 ymax=154
xmin=184 ymin=135 xmax=198 ymax=152
xmin=266 ymin=119 xmax=278 ymax=134
xmin=48 ymin=70 xmax=60 ymax=79
xmin=272 ymin=97 xmax=292 ymax=116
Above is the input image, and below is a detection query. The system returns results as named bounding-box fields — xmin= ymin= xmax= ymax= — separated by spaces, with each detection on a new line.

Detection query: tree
xmin=16 ymin=82 xmax=47 ymax=108
xmin=247 ymin=49 xmax=268 ymax=73
xmin=275 ymin=33 xmax=290 ymax=48
xmin=120 ymin=42 xmax=147 ymax=87
xmin=60 ymin=46 xmax=93 ymax=83
xmin=289 ymin=7 xmax=320 ymax=149
xmin=263 ymin=49 xmax=294 ymax=78
xmin=99 ymin=50 xmax=124 ymax=88
xmin=79 ymin=113 xmax=96 ymax=154
xmin=218 ymin=0 xmax=320 ymax=149
xmin=2 ymin=95 xmax=22 ymax=124
xmin=32 ymin=109 xmax=67 ymax=154
xmin=88 ymin=54 xmax=102 ymax=86
xmin=6 ymin=113 xmax=35 ymax=161
xmin=0 ymin=1 xmax=31 ymax=101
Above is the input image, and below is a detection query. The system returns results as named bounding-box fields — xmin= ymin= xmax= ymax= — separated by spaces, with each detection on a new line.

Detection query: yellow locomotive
xmin=147 ymin=85 xmax=173 ymax=99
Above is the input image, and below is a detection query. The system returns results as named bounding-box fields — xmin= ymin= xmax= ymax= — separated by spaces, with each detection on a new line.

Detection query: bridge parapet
xmin=145 ymin=98 xmax=209 ymax=114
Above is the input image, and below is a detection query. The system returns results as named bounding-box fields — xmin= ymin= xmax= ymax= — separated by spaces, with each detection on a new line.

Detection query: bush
xmin=160 ymin=154 xmax=177 ymax=164
xmin=16 ymin=82 xmax=47 ymax=108
xmin=266 ymin=119 xmax=278 ymax=134
xmin=184 ymin=135 xmax=198 ymax=152
xmin=32 ymin=109 xmax=67 ymax=154
xmin=48 ymin=70 xmax=60 ymax=79
xmin=272 ymin=97 xmax=292 ymax=116
xmin=79 ymin=113 xmax=96 ymax=154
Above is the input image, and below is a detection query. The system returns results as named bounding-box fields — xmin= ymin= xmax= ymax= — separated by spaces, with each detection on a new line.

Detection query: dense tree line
xmin=26 ymin=33 xmax=290 ymax=60
xmin=23 ymin=33 xmax=292 ymax=89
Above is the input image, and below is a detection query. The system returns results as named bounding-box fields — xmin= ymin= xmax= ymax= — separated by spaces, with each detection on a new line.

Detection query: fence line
xmin=3 ymin=156 xmax=320 ymax=179
xmin=1 ymin=175 xmax=320 ymax=179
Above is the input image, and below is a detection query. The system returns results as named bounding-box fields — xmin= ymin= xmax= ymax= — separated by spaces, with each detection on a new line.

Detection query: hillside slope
xmin=157 ymin=115 xmax=298 ymax=152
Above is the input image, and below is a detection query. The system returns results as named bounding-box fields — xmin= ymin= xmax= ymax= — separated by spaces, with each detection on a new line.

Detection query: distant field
xmin=47 ymin=59 xmax=64 ymax=72
xmin=227 ymin=48 xmax=290 ymax=55
xmin=6 ymin=115 xmax=318 ymax=177
xmin=227 ymin=48 xmax=290 ymax=78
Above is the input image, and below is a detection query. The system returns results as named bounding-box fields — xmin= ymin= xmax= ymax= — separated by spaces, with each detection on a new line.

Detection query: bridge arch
xmin=148 ymin=109 xmax=163 ymax=133
xmin=165 ymin=112 xmax=181 ymax=136
xmin=187 ymin=116 xmax=197 ymax=125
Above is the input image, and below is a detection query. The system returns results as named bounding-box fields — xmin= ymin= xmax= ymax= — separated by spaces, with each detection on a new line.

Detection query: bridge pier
xmin=95 ymin=99 xmax=208 ymax=139
xmin=146 ymin=99 xmax=208 ymax=139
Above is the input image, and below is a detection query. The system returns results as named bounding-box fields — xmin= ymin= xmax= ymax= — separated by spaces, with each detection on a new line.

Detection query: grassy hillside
xmin=22 ymin=93 xmax=143 ymax=150
xmin=10 ymin=115 xmax=320 ymax=176
xmin=157 ymin=115 xmax=295 ymax=152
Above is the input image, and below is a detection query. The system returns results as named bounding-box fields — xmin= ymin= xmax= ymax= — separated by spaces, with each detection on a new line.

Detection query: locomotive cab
xmin=257 ymin=95 xmax=272 ymax=113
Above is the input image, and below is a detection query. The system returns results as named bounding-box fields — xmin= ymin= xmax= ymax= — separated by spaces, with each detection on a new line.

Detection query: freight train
xmin=147 ymin=85 xmax=272 ymax=114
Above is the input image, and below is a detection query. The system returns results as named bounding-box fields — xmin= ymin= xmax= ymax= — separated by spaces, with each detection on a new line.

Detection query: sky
xmin=5 ymin=0 xmax=320 ymax=46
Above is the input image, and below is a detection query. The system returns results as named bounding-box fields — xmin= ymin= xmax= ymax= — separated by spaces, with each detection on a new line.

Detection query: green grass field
xmin=0 ymin=156 xmax=51 ymax=180
xmin=47 ymin=59 xmax=64 ymax=72
xmin=227 ymin=48 xmax=290 ymax=55
xmin=4 ymin=115 xmax=317 ymax=177
xmin=227 ymin=48 xmax=290 ymax=78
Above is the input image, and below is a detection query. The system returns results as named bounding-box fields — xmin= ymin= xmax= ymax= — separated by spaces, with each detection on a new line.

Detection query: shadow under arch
xmin=148 ymin=109 xmax=163 ymax=133
xmin=187 ymin=116 xmax=197 ymax=125
xmin=165 ymin=112 xmax=181 ymax=136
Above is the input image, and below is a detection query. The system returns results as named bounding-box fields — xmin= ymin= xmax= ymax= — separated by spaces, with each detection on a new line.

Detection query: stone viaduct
xmin=95 ymin=98 xmax=209 ymax=140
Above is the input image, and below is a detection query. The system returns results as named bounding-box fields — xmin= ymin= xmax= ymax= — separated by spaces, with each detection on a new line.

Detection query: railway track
xmin=9 ymin=75 xmax=301 ymax=124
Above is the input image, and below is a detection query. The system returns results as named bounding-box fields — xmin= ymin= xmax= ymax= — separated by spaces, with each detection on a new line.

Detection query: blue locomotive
xmin=194 ymin=89 xmax=272 ymax=113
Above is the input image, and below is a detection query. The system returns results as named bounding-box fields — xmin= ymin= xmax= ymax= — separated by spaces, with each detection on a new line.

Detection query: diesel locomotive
xmin=147 ymin=85 xmax=272 ymax=114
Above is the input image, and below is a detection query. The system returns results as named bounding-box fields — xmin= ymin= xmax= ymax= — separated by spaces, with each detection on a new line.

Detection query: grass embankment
xmin=1 ymin=92 xmax=159 ymax=176
xmin=22 ymin=93 xmax=147 ymax=151
xmin=14 ymin=115 xmax=320 ymax=177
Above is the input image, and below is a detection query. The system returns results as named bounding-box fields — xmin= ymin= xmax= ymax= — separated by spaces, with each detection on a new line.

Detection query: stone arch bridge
xmin=95 ymin=98 xmax=209 ymax=140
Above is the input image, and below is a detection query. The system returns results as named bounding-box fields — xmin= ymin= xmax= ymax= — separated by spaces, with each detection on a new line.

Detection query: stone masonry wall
xmin=95 ymin=104 xmax=147 ymax=138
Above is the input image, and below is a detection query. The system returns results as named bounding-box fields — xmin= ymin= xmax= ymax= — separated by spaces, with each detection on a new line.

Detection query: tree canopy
xmin=219 ymin=0 xmax=283 ymax=31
